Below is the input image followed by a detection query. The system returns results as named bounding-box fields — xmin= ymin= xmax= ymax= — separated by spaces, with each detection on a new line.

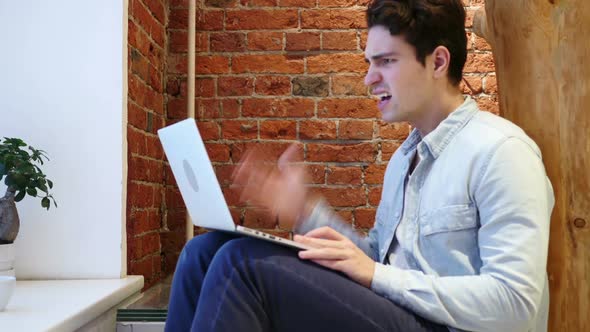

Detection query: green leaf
xmin=41 ymin=197 xmax=50 ymax=210
xmin=14 ymin=190 xmax=26 ymax=202
xmin=27 ymin=187 xmax=37 ymax=197
xmin=0 ymin=162 xmax=5 ymax=176
xmin=47 ymin=180 xmax=53 ymax=189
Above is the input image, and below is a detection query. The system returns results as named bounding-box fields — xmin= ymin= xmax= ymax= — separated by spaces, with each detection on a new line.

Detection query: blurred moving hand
xmin=232 ymin=143 xmax=318 ymax=230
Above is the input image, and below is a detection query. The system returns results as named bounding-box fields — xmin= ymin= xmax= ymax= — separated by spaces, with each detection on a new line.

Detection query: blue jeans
xmin=165 ymin=232 xmax=447 ymax=332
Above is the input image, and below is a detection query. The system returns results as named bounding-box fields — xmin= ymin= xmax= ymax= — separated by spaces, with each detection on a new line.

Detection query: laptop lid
xmin=157 ymin=118 xmax=235 ymax=232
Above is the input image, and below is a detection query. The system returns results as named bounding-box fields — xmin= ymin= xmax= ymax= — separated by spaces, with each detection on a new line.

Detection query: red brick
xmin=170 ymin=0 xmax=189 ymax=8
xmin=222 ymin=99 xmax=241 ymax=118
xmin=381 ymin=141 xmax=401 ymax=161
xmin=128 ymin=182 xmax=157 ymax=208
xmin=233 ymin=55 xmax=304 ymax=74
xmin=142 ymin=0 xmax=166 ymax=24
xmin=131 ymin=0 xmax=165 ymax=47
xmin=460 ymin=75 xmax=483 ymax=94
xmin=218 ymin=76 xmax=254 ymax=96
xmin=222 ymin=186 xmax=246 ymax=207
xmin=360 ymin=30 xmax=368 ymax=50
xmin=130 ymin=49 xmax=149 ymax=82
xmin=299 ymin=120 xmax=337 ymax=140
xmin=475 ymin=96 xmax=500 ymax=114
xmin=332 ymin=75 xmax=367 ymax=96
xmin=307 ymin=53 xmax=367 ymax=73
xmin=301 ymin=9 xmax=366 ymax=29
xmin=286 ymin=32 xmax=321 ymax=51
xmin=322 ymin=31 xmax=358 ymax=50
xmin=243 ymin=208 xmax=276 ymax=228
xmin=226 ymin=9 xmax=298 ymax=30
xmin=168 ymin=8 xmax=188 ymax=30
xmin=335 ymin=209 xmax=354 ymax=224
xmin=210 ymin=32 xmax=247 ymax=52
xmin=146 ymin=135 xmax=165 ymax=160
xmin=305 ymin=164 xmax=326 ymax=184
xmin=215 ymin=164 xmax=236 ymax=187
xmin=464 ymin=53 xmax=496 ymax=73
xmin=242 ymin=98 xmax=314 ymax=118
xmin=255 ymin=76 xmax=291 ymax=96
xmin=339 ymin=120 xmax=373 ymax=140
xmin=128 ymin=101 xmax=148 ymax=130
xmin=197 ymin=121 xmax=220 ymax=140
xmin=205 ymin=143 xmax=231 ymax=162
xmin=169 ymin=30 xmax=208 ymax=53
xmin=365 ymin=164 xmax=386 ymax=184
xmin=241 ymin=0 xmax=277 ymax=6
xmin=231 ymin=141 xmax=303 ymax=162
xmin=368 ymin=186 xmax=382 ymax=206
xmin=474 ymin=35 xmax=492 ymax=51
xmin=147 ymin=65 xmax=163 ymax=93
xmin=222 ymin=120 xmax=258 ymax=139
xmin=129 ymin=74 xmax=164 ymax=114
xmin=306 ymin=143 xmax=376 ymax=162
xmin=128 ymin=156 xmax=164 ymax=183
xmin=195 ymin=77 xmax=216 ymax=98
xmin=196 ymin=99 xmax=222 ymax=119
xmin=279 ymin=0 xmax=315 ymax=7
xmin=247 ymin=31 xmax=283 ymax=51
xmin=260 ymin=120 xmax=297 ymax=139
xmin=129 ymin=257 xmax=154 ymax=277
xmin=327 ymin=166 xmax=362 ymax=185
xmin=200 ymin=10 xmax=225 ymax=30
xmin=128 ymin=126 xmax=147 ymax=155
xmin=206 ymin=0 xmax=240 ymax=7
xmin=354 ymin=207 xmax=376 ymax=228
xmin=318 ymin=0 xmax=370 ymax=6
xmin=197 ymin=56 xmax=230 ymax=74
xmin=312 ymin=187 xmax=366 ymax=207
xmin=129 ymin=210 xmax=161 ymax=235
xmin=318 ymin=98 xmax=378 ymax=118
xmin=377 ymin=122 xmax=410 ymax=140
xmin=484 ymin=75 xmax=497 ymax=94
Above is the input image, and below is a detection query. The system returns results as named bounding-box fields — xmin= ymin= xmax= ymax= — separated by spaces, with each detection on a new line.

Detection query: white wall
xmin=0 ymin=0 xmax=127 ymax=279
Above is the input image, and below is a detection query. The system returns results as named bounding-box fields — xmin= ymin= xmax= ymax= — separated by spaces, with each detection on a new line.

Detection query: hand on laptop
xmin=294 ymin=227 xmax=376 ymax=288
xmin=232 ymin=143 xmax=320 ymax=230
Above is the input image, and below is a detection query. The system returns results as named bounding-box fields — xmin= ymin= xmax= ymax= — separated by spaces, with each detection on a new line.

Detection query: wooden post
xmin=474 ymin=1 xmax=590 ymax=331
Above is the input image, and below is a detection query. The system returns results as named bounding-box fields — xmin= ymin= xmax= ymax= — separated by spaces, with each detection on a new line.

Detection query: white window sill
xmin=0 ymin=276 xmax=143 ymax=331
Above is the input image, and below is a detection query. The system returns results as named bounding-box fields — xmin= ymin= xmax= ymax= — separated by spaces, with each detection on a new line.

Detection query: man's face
xmin=364 ymin=25 xmax=434 ymax=124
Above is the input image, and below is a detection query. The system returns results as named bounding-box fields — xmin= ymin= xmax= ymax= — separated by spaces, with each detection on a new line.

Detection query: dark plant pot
xmin=0 ymin=192 xmax=19 ymax=244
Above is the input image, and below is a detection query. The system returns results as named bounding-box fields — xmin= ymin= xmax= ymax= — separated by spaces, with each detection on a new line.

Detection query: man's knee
xmin=176 ymin=231 xmax=233 ymax=269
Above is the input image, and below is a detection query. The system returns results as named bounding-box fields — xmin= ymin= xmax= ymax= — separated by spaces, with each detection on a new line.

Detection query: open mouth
xmin=377 ymin=93 xmax=392 ymax=102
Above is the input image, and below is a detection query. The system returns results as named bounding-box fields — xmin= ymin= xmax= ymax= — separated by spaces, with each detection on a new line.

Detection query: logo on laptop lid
xmin=183 ymin=159 xmax=199 ymax=192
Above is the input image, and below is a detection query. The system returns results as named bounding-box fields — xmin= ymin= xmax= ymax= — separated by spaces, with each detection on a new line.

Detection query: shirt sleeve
xmin=371 ymin=137 xmax=554 ymax=332
xmin=294 ymin=199 xmax=380 ymax=261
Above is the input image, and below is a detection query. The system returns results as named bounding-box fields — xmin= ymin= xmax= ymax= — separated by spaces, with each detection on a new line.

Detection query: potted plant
xmin=0 ymin=137 xmax=56 ymax=276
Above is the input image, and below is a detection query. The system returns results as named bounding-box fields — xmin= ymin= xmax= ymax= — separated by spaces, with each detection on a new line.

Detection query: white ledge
xmin=0 ymin=276 xmax=144 ymax=332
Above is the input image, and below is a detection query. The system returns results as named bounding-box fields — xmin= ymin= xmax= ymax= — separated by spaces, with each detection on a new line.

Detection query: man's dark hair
xmin=367 ymin=0 xmax=467 ymax=86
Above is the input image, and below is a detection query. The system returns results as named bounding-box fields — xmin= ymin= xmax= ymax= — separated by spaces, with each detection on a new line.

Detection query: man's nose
xmin=364 ymin=66 xmax=380 ymax=87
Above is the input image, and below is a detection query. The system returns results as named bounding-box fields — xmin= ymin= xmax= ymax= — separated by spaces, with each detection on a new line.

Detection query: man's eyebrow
xmin=364 ymin=52 xmax=399 ymax=63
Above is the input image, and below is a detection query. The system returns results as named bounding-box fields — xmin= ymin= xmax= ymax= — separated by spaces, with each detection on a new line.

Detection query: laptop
xmin=158 ymin=118 xmax=311 ymax=251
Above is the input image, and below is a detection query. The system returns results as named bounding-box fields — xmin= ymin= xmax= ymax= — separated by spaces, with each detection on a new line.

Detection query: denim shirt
xmin=298 ymin=97 xmax=554 ymax=332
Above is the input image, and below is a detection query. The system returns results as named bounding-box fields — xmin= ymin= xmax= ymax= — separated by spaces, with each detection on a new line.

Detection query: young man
xmin=165 ymin=1 xmax=554 ymax=331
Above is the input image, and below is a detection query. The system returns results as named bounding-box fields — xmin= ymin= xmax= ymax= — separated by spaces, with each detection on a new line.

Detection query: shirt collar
xmin=399 ymin=96 xmax=479 ymax=159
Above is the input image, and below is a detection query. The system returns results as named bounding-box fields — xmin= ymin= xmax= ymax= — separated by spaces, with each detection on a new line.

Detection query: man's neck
xmin=412 ymin=91 xmax=465 ymax=138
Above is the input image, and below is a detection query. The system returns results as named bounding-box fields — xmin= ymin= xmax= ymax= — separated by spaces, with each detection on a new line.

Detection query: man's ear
xmin=431 ymin=46 xmax=451 ymax=80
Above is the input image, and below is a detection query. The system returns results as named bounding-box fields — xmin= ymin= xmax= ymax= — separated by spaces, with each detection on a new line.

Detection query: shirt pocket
xmin=418 ymin=204 xmax=481 ymax=275
xmin=420 ymin=204 xmax=478 ymax=236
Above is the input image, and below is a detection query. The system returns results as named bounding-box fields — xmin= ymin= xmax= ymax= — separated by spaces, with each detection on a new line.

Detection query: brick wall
xmin=126 ymin=0 xmax=498 ymax=289
xmin=127 ymin=0 xmax=169 ymax=289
